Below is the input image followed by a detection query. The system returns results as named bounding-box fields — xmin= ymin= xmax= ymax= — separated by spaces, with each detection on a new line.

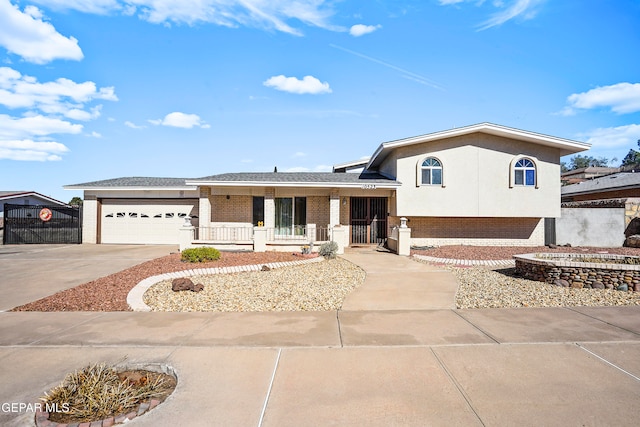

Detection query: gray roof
xmin=66 ymin=172 xmax=399 ymax=189
xmin=562 ymin=172 xmax=640 ymax=196
xmin=190 ymin=172 xmax=397 ymax=184
xmin=65 ymin=177 xmax=195 ymax=188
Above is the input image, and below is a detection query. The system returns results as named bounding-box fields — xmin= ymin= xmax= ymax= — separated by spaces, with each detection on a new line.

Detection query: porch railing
xmin=196 ymin=226 xmax=254 ymax=242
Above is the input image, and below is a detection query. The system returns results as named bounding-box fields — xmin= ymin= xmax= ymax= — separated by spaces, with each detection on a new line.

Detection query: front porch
xmin=184 ymin=180 xmax=401 ymax=251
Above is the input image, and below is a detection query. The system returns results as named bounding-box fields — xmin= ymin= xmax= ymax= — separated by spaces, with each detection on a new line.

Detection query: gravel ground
xmin=144 ymin=258 xmax=365 ymax=312
xmin=448 ymin=266 xmax=640 ymax=309
xmin=412 ymin=245 xmax=640 ymax=260
xmin=12 ymin=251 xmax=301 ymax=312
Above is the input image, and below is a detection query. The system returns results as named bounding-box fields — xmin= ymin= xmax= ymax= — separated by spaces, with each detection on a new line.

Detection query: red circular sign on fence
xmin=39 ymin=208 xmax=53 ymax=222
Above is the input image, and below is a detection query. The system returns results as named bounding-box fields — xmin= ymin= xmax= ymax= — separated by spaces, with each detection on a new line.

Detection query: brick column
xmin=199 ymin=187 xmax=211 ymax=226
xmin=329 ymin=190 xmax=340 ymax=227
xmin=82 ymin=195 xmax=98 ymax=243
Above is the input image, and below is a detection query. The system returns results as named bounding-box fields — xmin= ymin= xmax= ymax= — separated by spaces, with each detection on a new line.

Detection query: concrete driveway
xmin=0 ymin=244 xmax=177 ymax=311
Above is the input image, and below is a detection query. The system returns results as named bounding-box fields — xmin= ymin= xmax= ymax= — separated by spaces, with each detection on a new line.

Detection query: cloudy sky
xmin=1 ymin=0 xmax=639 ymax=202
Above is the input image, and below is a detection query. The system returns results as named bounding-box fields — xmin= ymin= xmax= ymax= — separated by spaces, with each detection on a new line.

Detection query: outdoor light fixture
xmin=342 ymin=197 xmax=347 ymax=205
xmin=226 ymin=195 xmax=230 ymax=200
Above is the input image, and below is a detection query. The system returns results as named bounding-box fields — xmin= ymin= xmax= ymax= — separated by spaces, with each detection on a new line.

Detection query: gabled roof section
xmin=367 ymin=122 xmax=591 ymax=169
xmin=187 ymin=172 xmax=400 ymax=188
xmin=0 ymin=191 xmax=68 ymax=206
xmin=562 ymin=172 xmax=640 ymax=196
xmin=64 ymin=177 xmax=197 ymax=190
xmin=332 ymin=157 xmax=370 ymax=173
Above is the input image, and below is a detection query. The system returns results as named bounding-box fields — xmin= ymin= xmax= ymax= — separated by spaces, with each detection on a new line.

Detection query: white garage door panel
xmin=101 ymin=199 xmax=198 ymax=244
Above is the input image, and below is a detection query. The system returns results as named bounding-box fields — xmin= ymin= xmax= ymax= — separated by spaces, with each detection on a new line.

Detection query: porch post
xmin=397 ymin=218 xmax=411 ymax=256
xmin=264 ymin=188 xmax=275 ymax=229
xmin=198 ymin=187 xmax=211 ymax=228
xmin=329 ymin=190 xmax=340 ymax=227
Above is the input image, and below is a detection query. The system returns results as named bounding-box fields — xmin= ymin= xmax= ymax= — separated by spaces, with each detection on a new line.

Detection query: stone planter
xmin=513 ymin=253 xmax=640 ymax=292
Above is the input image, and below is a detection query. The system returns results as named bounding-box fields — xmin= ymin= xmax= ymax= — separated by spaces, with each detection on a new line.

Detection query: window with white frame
xmin=421 ymin=157 xmax=443 ymax=185
xmin=514 ymin=158 xmax=536 ymax=186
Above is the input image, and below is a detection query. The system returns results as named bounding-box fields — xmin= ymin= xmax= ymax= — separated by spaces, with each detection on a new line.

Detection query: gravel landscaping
xmin=144 ymin=258 xmax=365 ymax=312
xmin=450 ymin=266 xmax=640 ymax=309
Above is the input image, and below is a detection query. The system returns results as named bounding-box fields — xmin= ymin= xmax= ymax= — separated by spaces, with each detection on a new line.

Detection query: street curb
xmin=412 ymin=254 xmax=515 ymax=267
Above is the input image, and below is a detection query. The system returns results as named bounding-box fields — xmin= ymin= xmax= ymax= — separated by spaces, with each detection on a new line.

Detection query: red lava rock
xmin=11 ymin=252 xmax=299 ymax=312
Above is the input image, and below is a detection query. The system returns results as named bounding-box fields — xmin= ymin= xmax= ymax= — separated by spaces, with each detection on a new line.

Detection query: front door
xmin=350 ymin=197 xmax=387 ymax=244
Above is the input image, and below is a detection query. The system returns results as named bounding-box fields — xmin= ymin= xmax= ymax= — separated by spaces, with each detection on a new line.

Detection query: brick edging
xmin=412 ymin=254 xmax=514 ymax=267
xmin=127 ymin=256 xmax=325 ymax=311
xmin=35 ymin=398 xmax=161 ymax=427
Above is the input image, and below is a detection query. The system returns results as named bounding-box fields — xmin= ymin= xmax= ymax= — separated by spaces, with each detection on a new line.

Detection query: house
xmin=0 ymin=191 xmax=69 ymax=226
xmin=65 ymin=123 xmax=590 ymax=250
xmin=560 ymin=166 xmax=620 ymax=186
xmin=562 ymin=172 xmax=640 ymax=202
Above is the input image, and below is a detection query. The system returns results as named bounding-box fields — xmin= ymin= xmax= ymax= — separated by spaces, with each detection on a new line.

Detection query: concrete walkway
xmin=1 ymin=245 xmax=640 ymax=426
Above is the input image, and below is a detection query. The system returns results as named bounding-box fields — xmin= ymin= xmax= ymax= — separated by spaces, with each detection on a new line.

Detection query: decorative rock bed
xmin=514 ymin=253 xmax=640 ymax=292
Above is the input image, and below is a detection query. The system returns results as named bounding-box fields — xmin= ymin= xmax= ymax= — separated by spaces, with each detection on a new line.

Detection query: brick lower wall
xmin=306 ymin=196 xmax=330 ymax=228
xmin=210 ymin=195 xmax=252 ymax=223
xmin=393 ymin=216 xmax=544 ymax=246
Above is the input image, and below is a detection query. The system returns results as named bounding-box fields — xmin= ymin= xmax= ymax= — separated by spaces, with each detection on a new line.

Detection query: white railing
xmin=196 ymin=226 xmax=254 ymax=242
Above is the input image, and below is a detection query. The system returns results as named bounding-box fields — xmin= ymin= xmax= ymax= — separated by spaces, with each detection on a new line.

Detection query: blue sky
xmin=1 ymin=0 xmax=639 ymax=202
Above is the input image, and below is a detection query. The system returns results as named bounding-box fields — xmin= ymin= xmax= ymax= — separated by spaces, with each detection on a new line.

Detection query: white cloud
xmin=349 ymin=24 xmax=381 ymax=37
xmin=149 ymin=112 xmax=209 ymax=129
xmin=292 ymin=151 xmax=306 ymax=158
xmin=0 ymin=67 xmax=117 ymax=118
xmin=564 ymin=83 xmax=640 ymax=115
xmin=577 ymin=124 xmax=640 ymax=149
xmin=438 ymin=0 xmax=545 ymax=30
xmin=0 ymin=138 xmax=68 ymax=161
xmin=0 ymin=114 xmax=82 ymax=139
xmin=284 ymin=164 xmax=332 ymax=172
xmin=263 ymin=75 xmax=332 ymax=95
xmin=30 ymin=0 xmax=343 ymax=35
xmin=0 ymin=0 xmax=83 ymax=64
xmin=124 ymin=120 xmax=146 ymax=129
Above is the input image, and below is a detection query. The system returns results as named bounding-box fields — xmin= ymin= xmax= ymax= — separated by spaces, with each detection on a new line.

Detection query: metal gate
xmin=350 ymin=197 xmax=387 ymax=244
xmin=3 ymin=204 xmax=82 ymax=244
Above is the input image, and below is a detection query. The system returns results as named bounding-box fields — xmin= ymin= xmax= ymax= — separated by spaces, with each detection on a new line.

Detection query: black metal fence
xmin=3 ymin=204 xmax=82 ymax=244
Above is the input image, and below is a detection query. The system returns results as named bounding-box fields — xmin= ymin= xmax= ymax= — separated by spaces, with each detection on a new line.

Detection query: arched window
xmin=514 ymin=158 xmax=536 ymax=186
xmin=421 ymin=157 xmax=443 ymax=185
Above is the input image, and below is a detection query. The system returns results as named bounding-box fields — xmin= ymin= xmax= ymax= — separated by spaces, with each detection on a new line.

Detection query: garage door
xmin=100 ymin=199 xmax=199 ymax=244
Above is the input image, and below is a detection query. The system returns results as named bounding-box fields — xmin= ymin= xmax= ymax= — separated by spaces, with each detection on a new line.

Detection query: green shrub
xmin=181 ymin=247 xmax=221 ymax=263
xmin=319 ymin=241 xmax=338 ymax=259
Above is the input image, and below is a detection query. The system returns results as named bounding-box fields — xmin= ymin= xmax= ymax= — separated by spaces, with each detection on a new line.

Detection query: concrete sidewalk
xmin=1 ymin=246 xmax=640 ymax=426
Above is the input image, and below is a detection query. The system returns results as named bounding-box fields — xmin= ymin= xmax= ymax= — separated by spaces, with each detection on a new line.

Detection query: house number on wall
xmin=361 ymin=184 xmax=377 ymax=190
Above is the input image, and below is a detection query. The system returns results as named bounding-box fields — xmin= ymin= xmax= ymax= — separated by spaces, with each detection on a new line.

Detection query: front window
xmin=275 ymin=197 xmax=306 ymax=236
xmin=514 ymin=158 xmax=536 ymax=186
xmin=421 ymin=157 xmax=442 ymax=185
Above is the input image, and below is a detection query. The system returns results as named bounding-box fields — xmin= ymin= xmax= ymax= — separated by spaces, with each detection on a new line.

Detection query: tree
xmin=69 ymin=196 xmax=83 ymax=206
xmin=562 ymin=154 xmax=611 ymax=171
xmin=621 ymin=139 xmax=640 ymax=166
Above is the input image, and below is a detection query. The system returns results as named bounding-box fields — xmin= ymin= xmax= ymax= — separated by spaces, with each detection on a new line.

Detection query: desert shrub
xmin=181 ymin=247 xmax=221 ymax=263
xmin=319 ymin=241 xmax=338 ymax=259
xmin=41 ymin=363 xmax=172 ymax=422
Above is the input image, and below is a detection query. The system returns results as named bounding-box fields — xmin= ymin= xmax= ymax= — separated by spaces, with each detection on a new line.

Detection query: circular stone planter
xmin=35 ymin=363 xmax=177 ymax=427
xmin=513 ymin=253 xmax=640 ymax=291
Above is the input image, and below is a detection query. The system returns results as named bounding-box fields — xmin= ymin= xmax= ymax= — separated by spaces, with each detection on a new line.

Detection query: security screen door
xmin=350 ymin=197 xmax=387 ymax=244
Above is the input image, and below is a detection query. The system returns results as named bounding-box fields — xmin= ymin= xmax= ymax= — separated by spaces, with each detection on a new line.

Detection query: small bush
xmin=181 ymin=247 xmax=221 ymax=263
xmin=319 ymin=241 xmax=338 ymax=259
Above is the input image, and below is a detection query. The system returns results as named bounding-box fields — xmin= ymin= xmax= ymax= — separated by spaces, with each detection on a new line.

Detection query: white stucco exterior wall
xmin=380 ymin=133 xmax=562 ymax=218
